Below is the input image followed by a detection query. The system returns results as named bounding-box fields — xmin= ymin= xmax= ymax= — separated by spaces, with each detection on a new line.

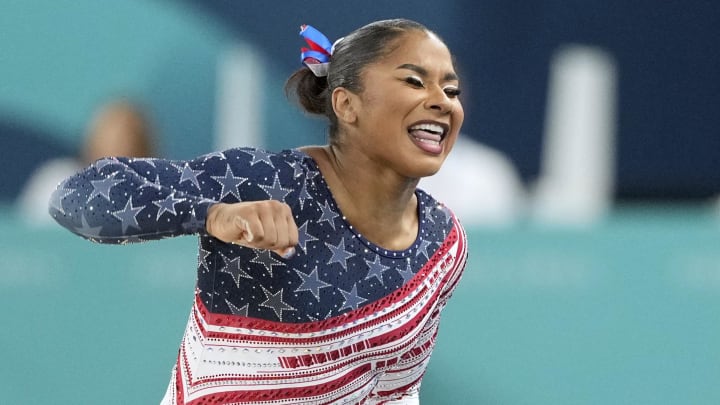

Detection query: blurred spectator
xmin=16 ymin=99 xmax=156 ymax=226
xmin=419 ymin=136 xmax=526 ymax=227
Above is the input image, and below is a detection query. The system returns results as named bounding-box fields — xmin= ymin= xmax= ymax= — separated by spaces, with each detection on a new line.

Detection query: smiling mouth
xmin=407 ymin=122 xmax=449 ymax=155
xmin=408 ymin=122 xmax=448 ymax=145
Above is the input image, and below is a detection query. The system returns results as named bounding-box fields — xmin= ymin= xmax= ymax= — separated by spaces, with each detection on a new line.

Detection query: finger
xmin=275 ymin=209 xmax=298 ymax=258
xmin=235 ymin=215 xmax=267 ymax=248
xmin=265 ymin=204 xmax=293 ymax=258
xmin=233 ymin=216 xmax=253 ymax=243
xmin=285 ymin=209 xmax=299 ymax=247
xmin=258 ymin=208 xmax=280 ymax=249
xmin=270 ymin=204 xmax=294 ymax=249
xmin=267 ymin=209 xmax=288 ymax=251
xmin=272 ymin=246 xmax=296 ymax=259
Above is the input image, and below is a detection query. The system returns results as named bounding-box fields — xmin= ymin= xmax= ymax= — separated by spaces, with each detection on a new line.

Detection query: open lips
xmin=408 ymin=121 xmax=449 ymax=154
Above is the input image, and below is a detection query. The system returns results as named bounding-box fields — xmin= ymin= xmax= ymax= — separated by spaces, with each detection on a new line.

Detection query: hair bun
xmin=285 ymin=67 xmax=330 ymax=116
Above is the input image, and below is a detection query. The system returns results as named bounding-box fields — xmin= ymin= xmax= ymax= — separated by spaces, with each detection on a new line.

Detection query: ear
xmin=331 ymin=87 xmax=358 ymax=124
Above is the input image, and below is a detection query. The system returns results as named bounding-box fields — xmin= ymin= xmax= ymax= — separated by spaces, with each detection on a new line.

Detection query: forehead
xmin=375 ymin=31 xmax=456 ymax=74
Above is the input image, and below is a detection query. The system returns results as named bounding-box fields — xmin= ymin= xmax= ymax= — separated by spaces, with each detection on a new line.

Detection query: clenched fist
xmin=205 ymin=200 xmax=299 ymax=258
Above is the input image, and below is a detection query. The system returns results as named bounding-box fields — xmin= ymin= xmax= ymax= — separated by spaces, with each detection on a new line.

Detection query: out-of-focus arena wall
xmin=2 ymin=1 xmax=720 ymax=201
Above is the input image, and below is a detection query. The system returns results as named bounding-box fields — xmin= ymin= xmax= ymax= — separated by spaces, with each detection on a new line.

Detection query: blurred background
xmin=1 ymin=1 xmax=719 ymax=404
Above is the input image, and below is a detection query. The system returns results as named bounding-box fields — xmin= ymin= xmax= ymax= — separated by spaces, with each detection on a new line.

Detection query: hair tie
xmin=299 ymin=24 xmax=334 ymax=77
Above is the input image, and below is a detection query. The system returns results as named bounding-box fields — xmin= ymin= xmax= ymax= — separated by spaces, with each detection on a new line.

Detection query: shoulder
xmin=417 ymin=187 xmax=465 ymax=228
xmin=416 ymin=187 xmax=465 ymax=244
xmin=416 ymin=187 xmax=453 ymax=219
xmin=199 ymin=147 xmax=316 ymax=177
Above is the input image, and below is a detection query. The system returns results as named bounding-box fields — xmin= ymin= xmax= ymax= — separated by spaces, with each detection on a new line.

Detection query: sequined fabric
xmin=49 ymin=148 xmax=468 ymax=404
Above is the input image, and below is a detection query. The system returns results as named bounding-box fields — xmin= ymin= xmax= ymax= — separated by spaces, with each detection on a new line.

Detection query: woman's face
xmin=344 ymin=30 xmax=464 ymax=179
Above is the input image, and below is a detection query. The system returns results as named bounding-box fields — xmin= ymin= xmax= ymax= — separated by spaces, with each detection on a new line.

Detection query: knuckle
xmin=268 ymin=200 xmax=284 ymax=211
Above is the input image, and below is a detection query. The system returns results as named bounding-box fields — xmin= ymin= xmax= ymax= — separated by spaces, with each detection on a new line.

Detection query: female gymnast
xmin=50 ymin=18 xmax=468 ymax=404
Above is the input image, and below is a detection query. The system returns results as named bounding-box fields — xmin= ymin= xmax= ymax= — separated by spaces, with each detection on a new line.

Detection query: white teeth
xmin=409 ymin=123 xmax=444 ymax=134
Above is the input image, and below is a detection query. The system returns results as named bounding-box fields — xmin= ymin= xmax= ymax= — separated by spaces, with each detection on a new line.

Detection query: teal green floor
xmin=1 ymin=204 xmax=719 ymax=404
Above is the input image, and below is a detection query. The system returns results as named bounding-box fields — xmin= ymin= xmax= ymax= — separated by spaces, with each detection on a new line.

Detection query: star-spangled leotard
xmin=49 ymin=147 xmax=467 ymax=405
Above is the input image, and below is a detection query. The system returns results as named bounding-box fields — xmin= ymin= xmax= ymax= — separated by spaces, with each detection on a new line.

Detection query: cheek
xmin=445 ymin=105 xmax=465 ymax=152
xmin=368 ymin=102 xmax=405 ymax=131
xmin=453 ymin=103 xmax=465 ymax=127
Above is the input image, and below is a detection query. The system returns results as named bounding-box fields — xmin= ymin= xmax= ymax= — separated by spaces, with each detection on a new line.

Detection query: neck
xmin=303 ymin=144 xmax=419 ymax=250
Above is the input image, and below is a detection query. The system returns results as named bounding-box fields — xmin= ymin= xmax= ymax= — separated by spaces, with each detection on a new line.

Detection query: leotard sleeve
xmin=47 ymin=152 xmax=225 ymax=243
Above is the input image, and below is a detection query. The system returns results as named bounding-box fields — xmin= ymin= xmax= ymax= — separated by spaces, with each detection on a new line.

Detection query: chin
xmin=408 ymin=158 xmax=445 ymax=179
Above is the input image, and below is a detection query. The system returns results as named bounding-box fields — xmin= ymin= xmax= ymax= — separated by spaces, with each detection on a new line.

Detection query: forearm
xmin=49 ymin=157 xmax=215 ymax=243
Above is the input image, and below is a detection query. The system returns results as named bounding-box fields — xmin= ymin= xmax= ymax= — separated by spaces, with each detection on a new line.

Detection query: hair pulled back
xmin=285 ymin=19 xmax=429 ymax=140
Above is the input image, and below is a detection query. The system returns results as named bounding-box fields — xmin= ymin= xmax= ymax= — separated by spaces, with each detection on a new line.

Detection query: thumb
xmin=233 ymin=216 xmax=254 ymax=243
xmin=273 ymin=246 xmax=296 ymax=259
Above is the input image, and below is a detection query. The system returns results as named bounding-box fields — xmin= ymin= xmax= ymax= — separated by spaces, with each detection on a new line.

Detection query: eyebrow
xmin=396 ymin=63 xmax=459 ymax=82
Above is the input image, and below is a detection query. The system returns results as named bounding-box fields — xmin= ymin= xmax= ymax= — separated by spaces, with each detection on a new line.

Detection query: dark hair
xmin=285 ymin=18 xmax=430 ymax=140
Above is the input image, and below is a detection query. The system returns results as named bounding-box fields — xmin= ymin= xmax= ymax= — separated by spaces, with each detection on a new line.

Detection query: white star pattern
xmin=225 ymin=299 xmax=249 ymax=317
xmin=245 ymin=149 xmax=276 ymax=168
xmin=326 ymin=237 xmax=355 ymax=268
xmin=112 ymin=197 xmax=144 ymax=233
xmin=93 ymin=157 xmax=120 ymax=172
xmin=46 ymin=144 xmax=469 ymax=405
xmin=438 ymin=204 xmax=453 ymax=224
xmin=49 ymin=184 xmax=75 ymax=214
xmin=423 ymin=205 xmax=436 ymax=224
xmin=318 ymin=200 xmax=339 ymax=230
xmin=198 ymin=247 xmax=212 ymax=273
xmin=88 ymin=175 xmax=125 ymax=202
xmin=219 ymin=252 xmax=254 ymax=288
xmin=416 ymin=240 xmax=433 ymax=261
xmin=260 ymin=173 xmax=292 ymax=201
xmin=211 ymin=166 xmax=247 ymax=200
xmin=364 ymin=255 xmax=391 ymax=286
xmin=296 ymin=220 xmax=319 ymax=254
xmin=259 ymin=286 xmax=295 ymax=321
xmin=396 ymin=260 xmax=415 ymax=284
xmin=178 ymin=163 xmax=204 ymax=190
xmin=201 ymin=151 xmax=226 ymax=162
xmin=75 ymin=213 xmax=103 ymax=238
xmin=250 ymin=250 xmax=285 ymax=278
xmin=153 ymin=194 xmax=184 ymax=220
xmin=338 ymin=284 xmax=367 ymax=312
xmin=289 ymin=161 xmax=304 ymax=178
xmin=138 ymin=174 xmax=162 ymax=191
xmin=297 ymin=180 xmax=313 ymax=210
xmin=295 ymin=267 xmax=331 ymax=301
xmin=136 ymin=158 xmax=157 ymax=169
xmin=48 ymin=148 xmax=458 ymax=325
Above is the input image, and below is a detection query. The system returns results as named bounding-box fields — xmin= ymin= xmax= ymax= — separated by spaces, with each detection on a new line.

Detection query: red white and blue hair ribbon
xmin=299 ymin=24 xmax=333 ymax=77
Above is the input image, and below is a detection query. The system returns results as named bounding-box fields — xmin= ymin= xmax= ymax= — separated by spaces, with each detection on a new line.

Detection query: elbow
xmin=47 ymin=181 xmax=104 ymax=242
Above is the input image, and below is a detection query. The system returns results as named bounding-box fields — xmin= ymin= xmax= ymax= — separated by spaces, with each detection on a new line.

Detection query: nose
xmin=425 ymin=86 xmax=453 ymax=114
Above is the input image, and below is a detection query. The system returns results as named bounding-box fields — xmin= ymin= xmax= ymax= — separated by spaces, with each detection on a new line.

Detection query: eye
xmin=444 ymin=86 xmax=462 ymax=98
xmin=404 ymin=76 xmax=424 ymax=88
